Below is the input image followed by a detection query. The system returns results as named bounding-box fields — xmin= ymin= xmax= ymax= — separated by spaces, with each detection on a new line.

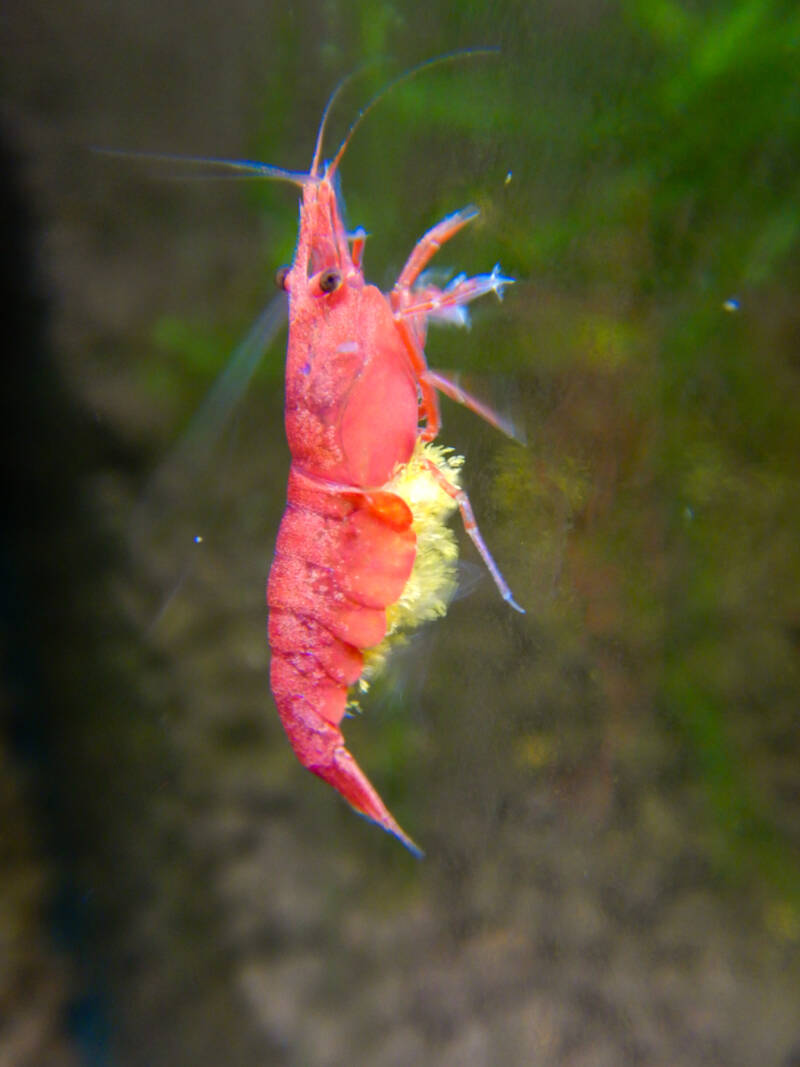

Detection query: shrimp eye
xmin=318 ymin=268 xmax=342 ymax=294
xmin=275 ymin=265 xmax=290 ymax=290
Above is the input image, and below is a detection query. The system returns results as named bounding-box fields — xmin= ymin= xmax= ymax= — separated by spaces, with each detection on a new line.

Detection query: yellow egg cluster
xmin=357 ymin=441 xmax=463 ymax=691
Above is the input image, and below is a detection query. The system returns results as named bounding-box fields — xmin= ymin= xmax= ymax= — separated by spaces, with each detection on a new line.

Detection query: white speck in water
xmin=504 ymin=171 xmax=513 ymax=185
xmin=723 ymin=297 xmax=740 ymax=312
xmin=193 ymin=535 xmax=203 ymax=545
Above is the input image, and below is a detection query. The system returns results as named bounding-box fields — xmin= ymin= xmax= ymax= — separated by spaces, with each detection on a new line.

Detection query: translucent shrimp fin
xmin=131 ymin=294 xmax=287 ymax=624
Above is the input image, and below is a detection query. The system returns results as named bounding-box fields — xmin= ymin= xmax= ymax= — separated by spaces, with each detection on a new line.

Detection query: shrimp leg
xmin=391 ymin=209 xmax=514 ymax=438
xmin=420 ymin=456 xmax=525 ymax=614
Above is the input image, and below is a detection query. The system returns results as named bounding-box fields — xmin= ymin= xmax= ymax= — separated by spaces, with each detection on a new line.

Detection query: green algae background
xmin=2 ymin=2 xmax=799 ymax=1064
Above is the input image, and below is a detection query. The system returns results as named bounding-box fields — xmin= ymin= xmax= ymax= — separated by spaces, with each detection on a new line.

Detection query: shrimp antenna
xmin=328 ymin=47 xmax=500 ymax=176
xmin=309 ymin=66 xmax=369 ymax=178
xmin=97 ymin=61 xmax=382 ymax=183
xmin=309 ymin=79 xmax=345 ymax=179
xmin=96 ymin=50 xmax=498 ymax=185
xmin=308 ymin=56 xmax=396 ymax=177
xmin=93 ymin=147 xmax=308 ymax=186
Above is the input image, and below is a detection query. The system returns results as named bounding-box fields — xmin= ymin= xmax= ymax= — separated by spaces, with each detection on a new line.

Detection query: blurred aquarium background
xmin=2 ymin=2 xmax=799 ymax=1065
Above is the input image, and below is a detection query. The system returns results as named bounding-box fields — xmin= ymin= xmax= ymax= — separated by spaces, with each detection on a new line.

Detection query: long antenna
xmin=309 ymin=69 xmax=363 ymax=178
xmin=96 ymin=50 xmax=499 ymax=186
xmin=93 ymin=147 xmax=307 ymax=185
xmin=328 ymin=47 xmax=500 ymax=176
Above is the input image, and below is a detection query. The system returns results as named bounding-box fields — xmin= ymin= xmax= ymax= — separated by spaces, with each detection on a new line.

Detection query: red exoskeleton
xmin=119 ymin=55 xmax=524 ymax=856
xmin=262 ymin=63 xmax=523 ymax=855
